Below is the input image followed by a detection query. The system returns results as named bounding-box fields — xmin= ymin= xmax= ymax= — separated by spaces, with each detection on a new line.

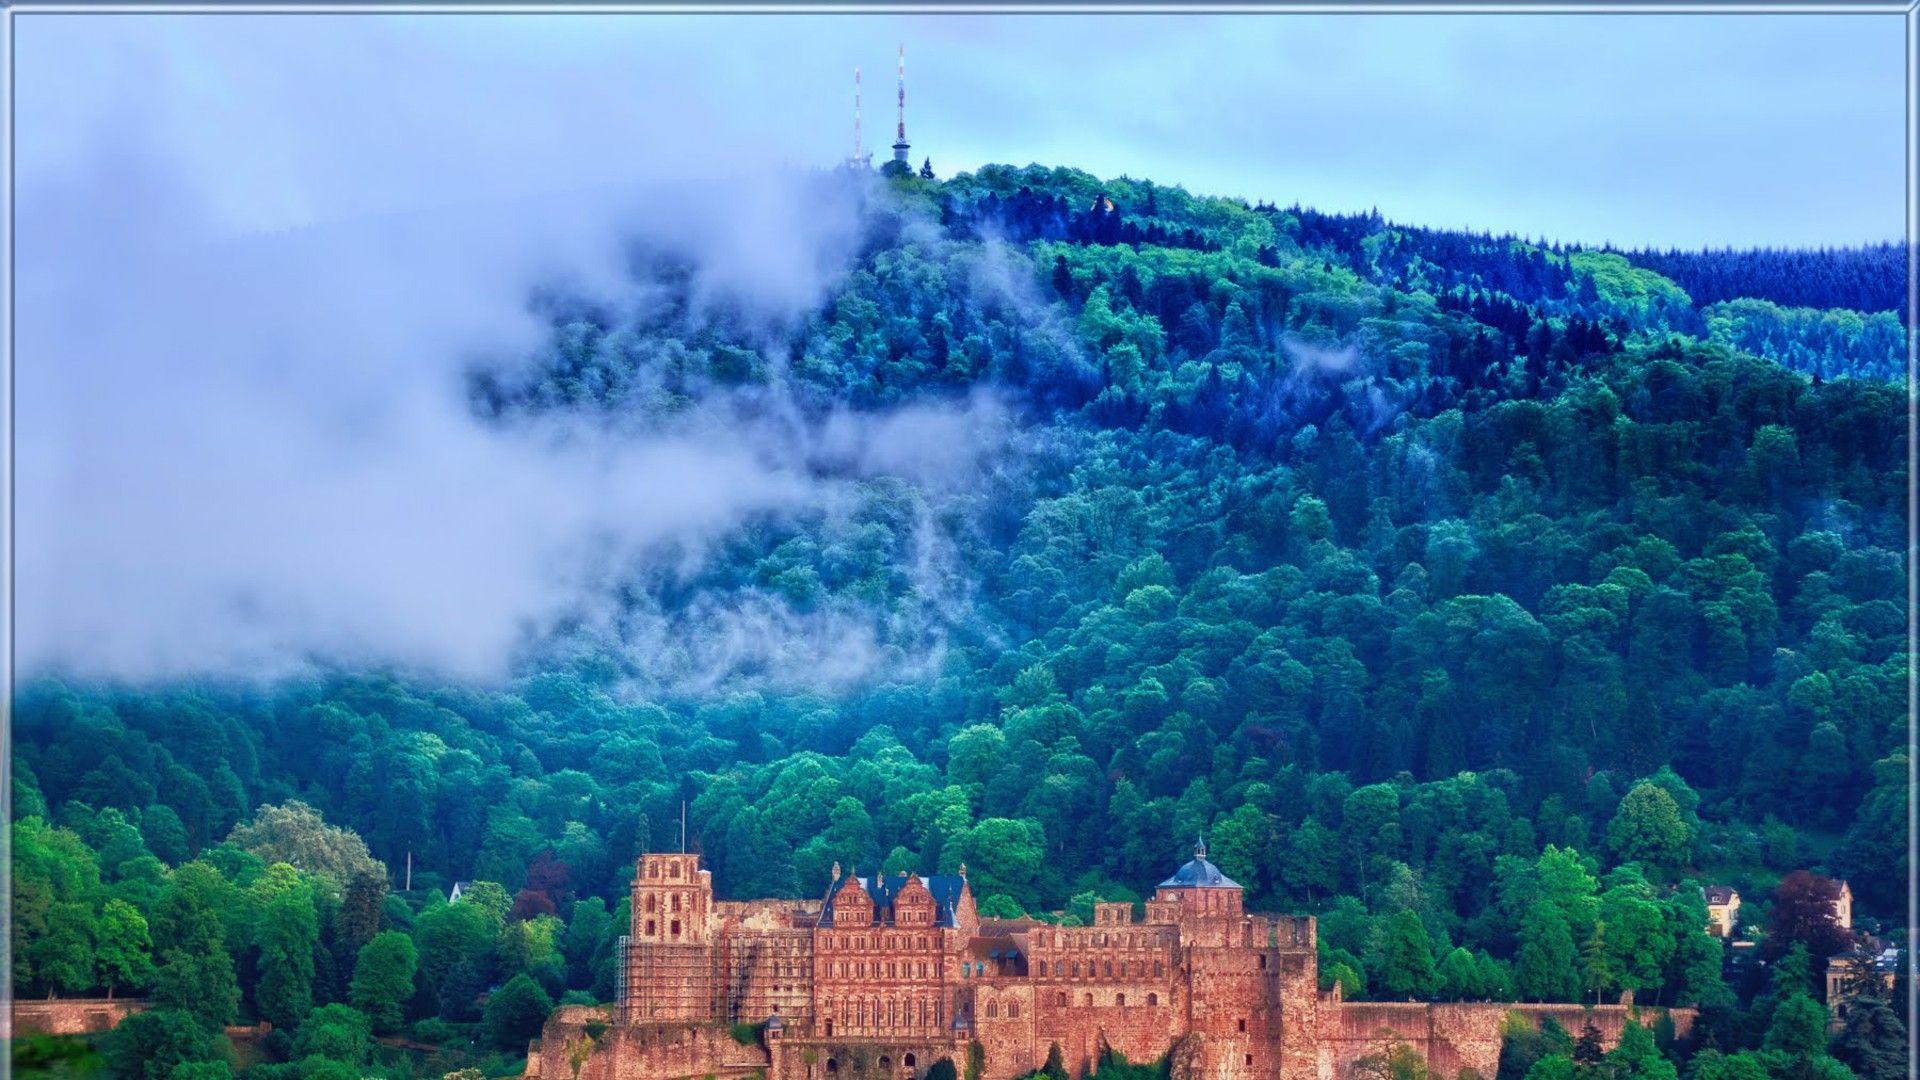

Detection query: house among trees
xmin=1703 ymin=885 xmax=1740 ymax=938
xmin=1825 ymin=945 xmax=1900 ymax=1031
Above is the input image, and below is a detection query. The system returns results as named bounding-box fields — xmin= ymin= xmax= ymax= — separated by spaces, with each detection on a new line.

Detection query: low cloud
xmin=15 ymin=127 xmax=1004 ymax=687
xmin=1280 ymin=334 xmax=1362 ymax=377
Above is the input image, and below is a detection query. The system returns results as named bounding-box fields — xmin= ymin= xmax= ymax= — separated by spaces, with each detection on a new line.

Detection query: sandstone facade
xmin=537 ymin=844 xmax=1691 ymax=1080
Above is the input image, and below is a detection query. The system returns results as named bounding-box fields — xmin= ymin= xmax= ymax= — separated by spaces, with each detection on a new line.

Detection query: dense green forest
xmin=1612 ymin=244 xmax=1907 ymax=316
xmin=9 ymin=164 xmax=1908 ymax=1080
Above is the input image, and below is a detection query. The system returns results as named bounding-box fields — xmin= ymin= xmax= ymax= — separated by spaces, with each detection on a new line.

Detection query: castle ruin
xmin=528 ymin=841 xmax=1689 ymax=1080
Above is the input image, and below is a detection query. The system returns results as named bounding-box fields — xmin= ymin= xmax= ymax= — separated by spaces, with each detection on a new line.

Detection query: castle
xmin=528 ymin=841 xmax=1690 ymax=1080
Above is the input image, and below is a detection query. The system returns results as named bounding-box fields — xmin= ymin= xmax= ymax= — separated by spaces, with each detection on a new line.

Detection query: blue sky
xmin=17 ymin=11 xmax=1909 ymax=249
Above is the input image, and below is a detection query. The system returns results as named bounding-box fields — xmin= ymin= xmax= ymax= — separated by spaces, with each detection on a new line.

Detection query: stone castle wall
xmin=1316 ymin=1002 xmax=1697 ymax=1080
xmin=527 ymin=1007 xmax=771 ymax=1080
xmin=6 ymin=998 xmax=148 ymax=1038
xmin=773 ymin=1038 xmax=963 ymax=1080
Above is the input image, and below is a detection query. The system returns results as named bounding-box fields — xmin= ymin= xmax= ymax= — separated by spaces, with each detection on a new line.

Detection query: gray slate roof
xmin=823 ymin=872 xmax=966 ymax=926
xmin=1157 ymin=836 xmax=1242 ymax=889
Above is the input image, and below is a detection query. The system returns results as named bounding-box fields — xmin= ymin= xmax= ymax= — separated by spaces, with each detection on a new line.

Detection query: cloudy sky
xmin=17 ymin=12 xmax=1909 ymax=249
xmin=10 ymin=11 xmax=1909 ymax=683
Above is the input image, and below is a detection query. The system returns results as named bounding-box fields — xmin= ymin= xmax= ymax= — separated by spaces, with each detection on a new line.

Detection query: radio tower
xmin=885 ymin=44 xmax=911 ymax=175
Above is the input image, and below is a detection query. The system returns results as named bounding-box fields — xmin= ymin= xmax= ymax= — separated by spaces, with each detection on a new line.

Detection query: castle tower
xmin=624 ymin=852 xmax=716 ymax=1021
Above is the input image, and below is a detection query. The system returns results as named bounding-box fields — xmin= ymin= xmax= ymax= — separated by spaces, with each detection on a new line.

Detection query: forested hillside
xmin=10 ymin=164 xmax=1908 ymax=1080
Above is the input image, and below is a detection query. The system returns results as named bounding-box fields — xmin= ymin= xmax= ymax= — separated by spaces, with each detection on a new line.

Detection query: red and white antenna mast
xmin=852 ymin=66 xmax=864 ymax=164
xmin=889 ymin=44 xmax=911 ymax=166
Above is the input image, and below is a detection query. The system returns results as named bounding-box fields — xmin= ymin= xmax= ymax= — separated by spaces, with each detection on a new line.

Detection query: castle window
xmin=1084 ymin=993 xmax=1094 ymax=1006
xmin=646 ymin=896 xmax=656 ymax=912
xmin=1010 ymin=1003 xmax=1020 ymax=1018
xmin=906 ymin=1055 xmax=917 ymax=1068
xmin=1116 ymin=994 xmax=1126 ymax=1007
xmin=1259 ymin=955 xmax=1268 ymax=970
xmin=827 ymin=1058 xmax=838 ymax=1072
xmin=880 ymin=1058 xmax=892 ymax=1072
xmin=1245 ymin=1057 xmax=1254 ymax=1068
xmin=1238 ymin=1019 xmax=1247 ymax=1033
xmin=649 ymin=863 xmax=659 ymax=878
xmin=986 ymin=1003 xmax=998 ymax=1019
xmin=671 ymin=920 xmax=681 ymax=937
xmin=1071 ymin=962 xmax=1080 ymax=977
xmin=1147 ymin=994 xmax=1158 ymax=1006
xmin=671 ymin=894 xmax=682 ymax=912
xmin=1057 ymin=992 xmax=1067 ymax=1007
xmin=1053 ymin=962 xmax=1064 ymax=977
xmin=1104 ymin=961 xmax=1113 ymax=977
xmin=825 ymin=1022 xmax=834 ymax=1037
xmin=670 ymin=864 xmax=681 ymax=878
xmin=646 ymin=919 xmax=657 ymax=935
xmin=1154 ymin=962 xmax=1164 ymax=976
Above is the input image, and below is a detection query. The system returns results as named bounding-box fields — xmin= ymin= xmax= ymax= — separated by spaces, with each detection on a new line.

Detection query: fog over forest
xmin=7 ymin=16 xmax=1909 ymax=1080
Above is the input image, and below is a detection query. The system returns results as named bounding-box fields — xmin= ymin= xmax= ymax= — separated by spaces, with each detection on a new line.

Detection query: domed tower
xmin=1153 ymin=835 xmax=1244 ymax=921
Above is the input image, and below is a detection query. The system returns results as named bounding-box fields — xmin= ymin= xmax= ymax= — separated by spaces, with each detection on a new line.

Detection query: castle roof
xmin=823 ymin=871 xmax=967 ymax=926
xmin=977 ymin=918 xmax=1041 ymax=935
xmin=1157 ymin=836 xmax=1241 ymax=890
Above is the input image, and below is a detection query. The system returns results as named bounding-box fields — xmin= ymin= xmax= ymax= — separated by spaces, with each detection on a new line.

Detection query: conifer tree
xmin=1571 ymin=1023 xmax=1604 ymax=1066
